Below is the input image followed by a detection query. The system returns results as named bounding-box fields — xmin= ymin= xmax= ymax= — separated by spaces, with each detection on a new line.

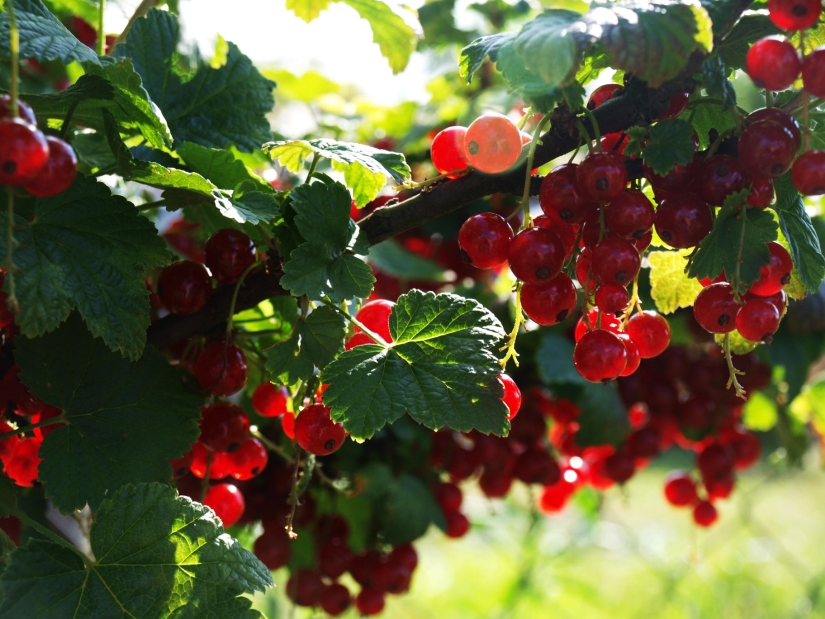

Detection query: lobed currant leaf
xmin=640 ymin=119 xmax=696 ymax=176
xmin=0 ymin=483 xmax=272 ymax=618
xmin=340 ymin=0 xmax=422 ymax=74
xmin=321 ymin=290 xmax=509 ymax=439
xmin=700 ymin=55 xmax=736 ymax=109
xmin=690 ymin=101 xmax=736 ymax=149
xmin=177 ymin=142 xmax=274 ymax=195
xmin=459 ymin=32 xmax=515 ymax=83
xmin=648 ymin=250 xmax=704 ymax=314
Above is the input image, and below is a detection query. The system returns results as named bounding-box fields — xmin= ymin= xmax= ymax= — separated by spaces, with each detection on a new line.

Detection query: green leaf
xmin=769 ymin=325 xmax=825 ymax=401
xmin=773 ymin=173 xmax=825 ymax=295
xmin=263 ymin=138 xmax=410 ymax=207
xmin=575 ymin=383 xmax=630 ymax=447
xmin=0 ymin=0 xmax=101 ymax=66
xmin=743 ymin=390 xmax=778 ymax=431
xmin=713 ymin=329 xmax=757 ymax=354
xmin=459 ymin=33 xmax=515 ymax=83
xmin=286 ymin=0 xmax=330 ymax=20
xmin=0 ymin=483 xmax=272 ymax=618
xmin=687 ymin=196 xmax=778 ymax=296
xmin=690 ymin=101 xmax=736 ymax=150
xmin=212 ymin=188 xmax=281 ymax=226
xmin=340 ymin=0 xmax=420 ymax=74
xmin=716 ymin=13 xmax=780 ymax=70
xmin=0 ymin=477 xmax=17 ymax=519
xmin=0 ymin=175 xmax=170 ymax=359
xmin=536 ymin=333 xmax=587 ymax=386
xmin=322 ymin=290 xmax=509 ymax=440
xmin=648 ymin=250 xmax=704 ymax=314
xmin=368 ymin=240 xmax=448 ymax=282
xmin=512 ymin=10 xmax=583 ymax=87
xmin=700 ymin=55 xmax=736 ymax=109
xmin=265 ymin=305 xmax=346 ymax=385
xmin=115 ymin=9 xmax=275 ymax=152
xmin=177 ymin=142 xmax=273 ymax=194
xmin=15 ymin=316 xmax=202 ymax=512
xmin=640 ymin=119 xmax=697 ymax=176
xmin=381 ymin=474 xmax=446 ymax=545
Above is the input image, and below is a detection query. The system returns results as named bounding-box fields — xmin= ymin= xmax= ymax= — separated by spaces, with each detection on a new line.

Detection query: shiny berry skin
xmin=464 ymin=112 xmax=523 ymax=174
xmin=444 ymin=510 xmax=470 ymax=538
xmin=573 ymin=329 xmax=627 ymax=383
xmin=199 ymin=402 xmax=250 ymax=452
xmin=253 ymin=527 xmax=291 ymax=570
xmin=189 ymin=442 xmax=231 ymax=479
xmin=803 ymin=47 xmax=825 ymax=97
xmin=21 ymin=136 xmax=77 ymax=197
xmin=626 ymin=311 xmax=671 ymax=358
xmin=355 ymin=299 xmax=394 ymax=343
xmin=705 ymin=475 xmax=735 ymax=500
xmin=156 ymin=260 xmax=212 ymax=315
xmin=663 ymin=471 xmax=697 ymax=507
xmin=286 ymin=569 xmax=325 ymax=607
xmin=603 ymin=452 xmax=635 ymax=483
xmin=601 ymin=131 xmax=630 ymax=156
xmin=605 ymin=191 xmax=654 ymax=240
xmin=738 ymin=120 xmax=797 ymax=178
xmin=575 ymin=152 xmax=628 ymax=202
xmin=747 ymin=107 xmax=802 ymax=150
xmin=595 ymin=285 xmax=629 ymax=314
xmin=514 ymin=448 xmax=561 ymax=485
xmin=657 ymin=91 xmax=690 ymax=120
xmin=587 ymin=83 xmax=622 ymax=109
xmin=747 ymin=176 xmax=775 ymax=207
xmin=321 ymin=583 xmax=352 ymax=616
xmin=539 ymin=164 xmax=597 ymax=224
xmin=768 ymin=0 xmax=821 ymax=30
xmin=520 ymin=273 xmax=577 ymax=326
xmin=204 ymin=483 xmax=245 ymax=527
xmin=736 ymin=298 xmax=781 ymax=342
xmin=431 ymin=126 xmax=469 ymax=177
xmin=693 ymin=283 xmax=740 ymax=334
xmin=698 ymin=443 xmax=736 ymax=479
xmin=204 ymin=229 xmax=256 ymax=285
xmin=534 ymin=214 xmax=575 ymax=257
xmin=5 ymin=437 xmax=42 ymax=487
xmin=644 ymin=157 xmax=697 ymax=191
xmin=434 ymin=481 xmax=463 ymax=512
xmin=791 ymin=149 xmax=825 ymax=195
xmin=390 ymin=543 xmax=418 ymax=572
xmin=498 ymin=374 xmax=521 ymax=420
xmin=746 ymin=288 xmax=786 ymax=316
xmin=576 ymin=250 xmax=597 ymax=290
xmin=252 ymin=382 xmax=289 ymax=418
xmin=295 ymin=404 xmax=346 ymax=456
xmin=507 ymin=227 xmax=565 ymax=284
xmin=194 ymin=342 xmax=249 ymax=397
xmin=591 ymin=237 xmax=641 ymax=286
xmin=227 ymin=437 xmax=268 ymax=480
xmin=699 ymin=155 xmax=747 ymax=206
xmin=0 ymin=118 xmax=49 ymax=185
xmin=458 ymin=212 xmax=513 ymax=269
xmin=574 ymin=308 xmax=622 ymax=341
xmin=617 ymin=333 xmax=641 ymax=377
xmin=692 ymin=500 xmax=719 ymax=527
xmin=0 ymin=95 xmax=37 ymax=124
xmin=745 ymin=36 xmax=801 ymax=91
xmin=750 ymin=241 xmax=793 ymax=296
xmin=281 ymin=411 xmax=295 ymax=439
xmin=654 ymin=194 xmax=712 ymax=249
xmin=356 ymin=588 xmax=386 ymax=616
xmin=345 ymin=332 xmax=373 ymax=350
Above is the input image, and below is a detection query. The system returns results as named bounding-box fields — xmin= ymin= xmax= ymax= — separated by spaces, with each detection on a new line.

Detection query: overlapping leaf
xmin=641 ymin=119 xmax=697 ymax=176
xmin=0 ymin=483 xmax=272 ymax=618
xmin=322 ymin=290 xmax=509 ymax=439
xmin=648 ymin=250 xmax=704 ymax=314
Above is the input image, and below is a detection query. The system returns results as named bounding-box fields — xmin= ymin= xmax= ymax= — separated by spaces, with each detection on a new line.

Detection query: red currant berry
xmin=575 ymin=249 xmax=598 ymax=290
xmin=699 ymin=155 xmax=747 ymax=205
xmin=0 ymin=118 xmax=49 ymax=185
xmin=591 ymin=237 xmax=641 ymax=286
xmin=745 ymin=288 xmax=786 ymax=315
xmin=617 ymin=333 xmax=641 ymax=377
xmin=656 ymin=91 xmax=690 ymax=120
xmin=199 ymin=402 xmax=250 ymax=453
xmin=750 ymin=241 xmax=793 ymax=296
xmin=693 ymin=283 xmax=740 ymax=333
xmin=575 ymin=152 xmax=628 ymax=202
xmin=664 ymin=471 xmax=697 ymax=507
xmin=321 ymin=583 xmax=352 ymax=616
xmin=697 ymin=442 xmax=736 ymax=479
xmin=603 ymin=452 xmax=635 ymax=483
xmin=791 ymin=149 xmax=825 ymax=195
xmin=534 ymin=214 xmax=575 ymax=257
xmin=317 ymin=539 xmax=354 ymax=579
xmin=227 ymin=437 xmax=268 ymax=480
xmin=643 ymin=157 xmax=697 ymax=191
xmin=573 ymin=329 xmax=627 ymax=383
xmin=464 ymin=112 xmax=523 ymax=174
xmin=189 ymin=442 xmax=231 ymax=479
xmin=252 ymin=382 xmax=289 ymax=418
xmin=204 ymin=483 xmax=245 ymax=527
xmin=745 ymin=36 xmax=801 ymax=91
xmin=355 ymin=588 xmax=385 ymax=616
xmin=726 ymin=428 xmax=762 ymax=470
xmin=705 ymin=475 xmax=735 ymax=501
xmin=507 ymin=227 xmax=565 ymax=284
xmin=539 ymin=164 xmax=598 ymax=224
xmin=626 ymin=311 xmax=671 ymax=358
xmin=0 ymin=95 xmax=37 ymax=124
xmin=5 ymin=437 xmax=41 ymax=487
xmin=281 ymin=411 xmax=295 ymax=439
xmin=580 ymin=215 xmax=607 ymax=251
xmin=738 ymin=120 xmax=797 ymax=178
xmin=587 ymin=83 xmax=622 ymax=109
xmin=194 ymin=342 xmax=249 ymax=397
xmin=538 ymin=479 xmax=575 ymax=513
xmin=479 ymin=467 xmax=514 ymax=498
xmin=747 ymin=176 xmax=775 ymax=207
xmin=286 ymin=569 xmax=325 ymax=606
xmin=498 ymin=374 xmax=521 ymax=420
xmin=355 ymin=299 xmax=394 ymax=343
xmin=520 ymin=273 xmax=577 ymax=326
xmin=803 ymin=46 xmax=825 ymax=97
xmin=747 ymin=107 xmax=802 ymax=150
xmin=253 ymin=526 xmax=291 ymax=570
xmin=157 ymin=260 xmax=212 ymax=315
xmin=768 ymin=0 xmax=821 ymax=31
xmin=692 ymin=500 xmax=719 ymax=527
xmin=458 ymin=212 xmax=513 ymax=269
xmin=21 ymin=136 xmax=76 ymax=197
xmin=390 ymin=543 xmax=418 ymax=572
xmin=345 ymin=332 xmax=374 ymax=350
xmin=434 ymin=481 xmax=463 ymax=512
xmin=204 ymin=229 xmax=256 ymax=285
xmin=601 ymin=132 xmax=630 ymax=157
xmin=295 ymin=403 xmax=346 ymax=456
xmin=444 ymin=510 xmax=470 ymax=538
xmin=605 ymin=191 xmax=654 ymax=240
xmin=626 ymin=426 xmax=660 ymax=459
xmin=595 ymin=285 xmax=630 ymax=314
xmin=574 ymin=308 xmax=622 ymax=341
xmin=654 ymin=194 xmax=712 ymax=249
xmin=431 ymin=126 xmax=469 ymax=178
xmin=736 ymin=298 xmax=781 ymax=342
xmin=514 ymin=447 xmax=561 ymax=485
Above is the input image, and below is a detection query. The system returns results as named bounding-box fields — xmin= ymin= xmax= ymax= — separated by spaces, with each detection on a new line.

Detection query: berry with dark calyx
xmin=803 ymin=47 xmax=825 ymax=97
xmin=736 ymin=298 xmax=781 ymax=343
xmin=458 ymin=212 xmax=513 ymax=269
xmin=507 ymin=227 xmax=565 ymax=284
xmin=591 ymin=237 xmax=641 ymax=286
xmin=199 ymin=402 xmax=250 ymax=453
xmin=0 ymin=118 xmax=49 ymax=185
xmin=699 ymin=155 xmax=747 ymax=206
xmin=644 ymin=157 xmax=697 ymax=192
xmin=355 ymin=299 xmax=394 ymax=343
xmin=603 ymin=452 xmax=635 ymax=483
xmin=746 ymin=107 xmax=802 ymax=150
xmin=321 ymin=583 xmax=352 ymax=616
xmin=464 ymin=112 xmax=523 ymax=174
xmin=664 ymin=471 xmax=697 ymax=507
xmin=431 ymin=126 xmax=469 ymax=177
xmin=356 ymin=588 xmax=386 ymax=616
xmin=745 ymin=36 xmax=801 ymax=91
xmin=617 ymin=333 xmax=641 ymax=377
xmin=539 ymin=164 xmax=598 ymax=224
xmin=746 ymin=288 xmax=786 ymax=316
xmin=534 ymin=214 xmax=575 ymax=257
xmin=605 ymin=191 xmax=654 ymax=240
xmin=654 ymin=194 xmax=712 ymax=249
xmin=295 ymin=403 xmax=346 ymax=456
xmin=498 ymin=374 xmax=521 ymax=420
xmin=750 ymin=241 xmax=793 ymax=296
xmin=434 ymin=481 xmax=463 ymax=512
xmin=791 ymin=150 xmax=825 ymax=195
xmin=157 ymin=260 xmax=212 ymax=315
xmin=194 ymin=342 xmax=249 ymax=397
xmin=574 ymin=329 xmax=627 ymax=383
xmin=0 ymin=94 xmax=37 ymax=124
xmin=747 ymin=177 xmax=775 ymax=207
xmin=252 ymin=382 xmax=289 ymax=418
xmin=226 ymin=437 xmax=268 ymax=480
xmin=575 ymin=152 xmax=628 ymax=202
xmin=574 ymin=308 xmax=622 ymax=341
xmin=587 ymin=83 xmax=622 ymax=109
xmin=520 ymin=273 xmax=577 ymax=326
xmin=693 ymin=283 xmax=740 ymax=334
xmin=692 ymin=500 xmax=719 ymax=527
xmin=626 ymin=311 xmax=671 ymax=358
xmin=253 ymin=526 xmax=291 ymax=570
xmin=21 ymin=136 xmax=77 ymax=197
xmin=286 ymin=569 xmax=325 ymax=607
xmin=768 ymin=0 xmax=821 ymax=31
xmin=204 ymin=483 xmax=245 ymax=527
xmin=444 ymin=510 xmax=470 ymax=538
xmin=657 ymin=91 xmax=690 ymax=120
xmin=204 ymin=229 xmax=257 ymax=285
xmin=595 ymin=284 xmax=629 ymax=314
xmin=737 ymin=120 xmax=797 ymax=178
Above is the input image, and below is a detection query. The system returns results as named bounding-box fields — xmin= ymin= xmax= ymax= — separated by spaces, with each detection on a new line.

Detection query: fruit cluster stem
xmin=723 ymin=332 xmax=747 ymax=399
xmin=96 ymin=0 xmax=105 ymax=56
xmin=582 ymin=107 xmax=603 ymax=151
xmin=321 ymin=297 xmax=387 ymax=346
xmin=518 ymin=113 xmax=553 ymax=229
xmin=500 ymin=281 xmax=524 ymax=369
xmin=226 ymin=260 xmax=264 ymax=336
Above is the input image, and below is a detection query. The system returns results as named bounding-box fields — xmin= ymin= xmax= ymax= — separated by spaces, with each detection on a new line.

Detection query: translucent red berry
xmin=254 ymin=526 xmax=291 ymax=570
xmin=595 ymin=285 xmax=629 ymax=314
xmin=654 ymin=194 xmax=712 ymax=249
xmin=321 ymin=583 xmax=352 ymax=616
xmin=498 ymin=374 xmax=521 ymax=420
xmin=533 ymin=214 xmax=575 ymax=257
xmin=603 ymin=452 xmax=635 ymax=483
xmin=768 ymin=0 xmax=821 ymax=30
xmin=444 ymin=510 xmax=470 ymax=538
xmin=747 ymin=107 xmax=802 ymax=150
xmin=693 ymin=283 xmax=740 ymax=334
xmin=355 ymin=299 xmax=394 ymax=343
xmin=587 ymin=83 xmax=622 ymax=109
xmin=157 ymin=260 xmax=212 ymax=315
xmin=5 ymin=437 xmax=41 ymax=487
xmin=737 ymin=120 xmax=797 ymax=178
xmin=791 ymin=149 xmax=825 ymax=195
xmin=355 ymin=588 xmax=385 ymax=616
xmin=747 ymin=176 xmax=775 ymax=207
xmin=286 ymin=569 xmax=325 ymax=606
xmin=575 ymin=152 xmax=628 ymax=202
xmin=749 ymin=241 xmax=792 ymax=296
xmin=434 ymin=481 xmax=463 ymax=512
xmin=697 ymin=443 xmax=736 ymax=479
xmin=745 ymin=36 xmax=801 ymax=91
xmin=295 ymin=403 xmax=346 ymax=456
xmin=573 ymin=329 xmax=627 ymax=383
xmin=657 ymin=91 xmax=690 ymax=120
xmin=252 ymin=382 xmax=290 ymax=418
xmin=803 ymin=47 xmax=825 ymax=97
xmin=507 ymin=227 xmax=565 ymax=284
xmin=626 ymin=311 xmax=671 ymax=358
xmin=199 ymin=402 xmax=250 ymax=452
xmin=605 ymin=191 xmax=654 ymax=240
xmin=520 ymin=273 xmax=577 ymax=326
xmin=194 ymin=342 xmax=249 ymax=397
xmin=431 ymin=126 xmax=469 ymax=177
xmin=22 ymin=136 xmax=77 ymax=197
xmin=0 ymin=118 xmax=49 ymax=185
xmin=464 ymin=112 xmax=523 ymax=174
xmin=591 ymin=237 xmax=641 ymax=286
xmin=692 ymin=500 xmax=718 ymax=527
xmin=204 ymin=483 xmax=245 ymax=527
xmin=699 ymin=155 xmax=747 ymax=205
xmin=539 ymin=164 xmax=597 ymax=223
xmin=574 ymin=308 xmax=622 ymax=341
xmin=227 ymin=437 xmax=268 ymax=480
xmin=458 ymin=212 xmax=513 ymax=269
xmin=736 ymin=298 xmax=781 ymax=343
xmin=664 ymin=471 xmax=697 ymax=507
xmin=617 ymin=333 xmax=641 ymax=377
xmin=643 ymin=157 xmax=697 ymax=191
xmin=204 ymin=229 xmax=257 ymax=285
xmin=600 ymin=131 xmax=630 ymax=156
xmin=0 ymin=95 xmax=37 ymax=124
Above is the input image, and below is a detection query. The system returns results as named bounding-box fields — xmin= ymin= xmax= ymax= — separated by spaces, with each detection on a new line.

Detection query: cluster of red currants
xmin=0 ymin=95 xmax=77 ymax=198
